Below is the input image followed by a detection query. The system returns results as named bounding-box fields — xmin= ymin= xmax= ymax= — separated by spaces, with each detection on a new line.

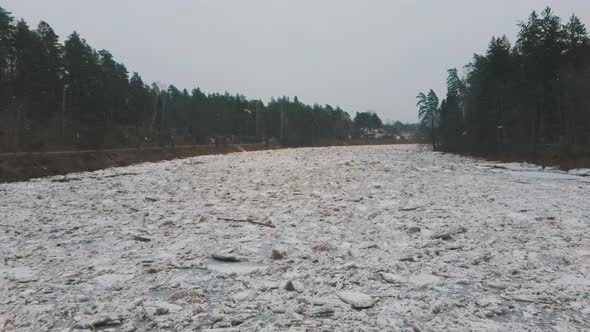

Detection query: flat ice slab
xmin=337 ymin=291 xmax=374 ymax=309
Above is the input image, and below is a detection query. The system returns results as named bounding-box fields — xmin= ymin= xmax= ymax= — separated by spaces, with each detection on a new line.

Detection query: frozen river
xmin=1 ymin=145 xmax=589 ymax=331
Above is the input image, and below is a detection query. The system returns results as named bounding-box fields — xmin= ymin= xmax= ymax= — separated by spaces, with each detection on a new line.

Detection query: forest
xmin=0 ymin=6 xmax=417 ymax=152
xmin=418 ymin=7 xmax=590 ymax=163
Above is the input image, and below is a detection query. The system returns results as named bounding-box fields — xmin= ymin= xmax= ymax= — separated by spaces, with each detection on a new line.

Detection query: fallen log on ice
xmin=211 ymin=253 xmax=241 ymax=262
xmin=216 ymin=217 xmax=276 ymax=228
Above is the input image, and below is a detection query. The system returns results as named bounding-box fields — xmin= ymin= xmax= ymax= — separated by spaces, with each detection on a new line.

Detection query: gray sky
xmin=4 ymin=1 xmax=590 ymax=122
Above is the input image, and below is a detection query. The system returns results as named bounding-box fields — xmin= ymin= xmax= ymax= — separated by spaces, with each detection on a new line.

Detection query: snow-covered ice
xmin=0 ymin=145 xmax=589 ymax=331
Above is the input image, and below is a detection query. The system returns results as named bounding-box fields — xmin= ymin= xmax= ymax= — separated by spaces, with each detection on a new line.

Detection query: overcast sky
xmin=4 ymin=1 xmax=590 ymax=122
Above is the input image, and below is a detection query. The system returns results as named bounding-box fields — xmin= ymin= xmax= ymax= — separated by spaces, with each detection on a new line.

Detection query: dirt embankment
xmin=444 ymin=144 xmax=590 ymax=171
xmin=0 ymin=144 xmax=281 ymax=183
xmin=0 ymin=141 xmax=419 ymax=183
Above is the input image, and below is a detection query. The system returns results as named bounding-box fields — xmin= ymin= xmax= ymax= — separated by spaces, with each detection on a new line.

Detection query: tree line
xmin=418 ymin=8 xmax=590 ymax=160
xmin=0 ymin=6 xmax=399 ymax=151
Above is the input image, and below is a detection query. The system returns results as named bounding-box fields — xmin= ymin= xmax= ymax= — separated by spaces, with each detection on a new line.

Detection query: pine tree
xmin=0 ymin=6 xmax=13 ymax=86
xmin=438 ymin=68 xmax=465 ymax=149
xmin=417 ymin=90 xmax=439 ymax=149
xmin=64 ymin=32 xmax=101 ymax=126
xmin=564 ymin=14 xmax=589 ymax=50
xmin=98 ymin=49 xmax=129 ymax=125
xmin=34 ymin=21 xmax=63 ymax=119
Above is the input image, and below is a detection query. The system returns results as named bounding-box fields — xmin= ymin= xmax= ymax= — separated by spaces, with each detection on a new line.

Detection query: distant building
xmin=360 ymin=128 xmax=391 ymax=139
